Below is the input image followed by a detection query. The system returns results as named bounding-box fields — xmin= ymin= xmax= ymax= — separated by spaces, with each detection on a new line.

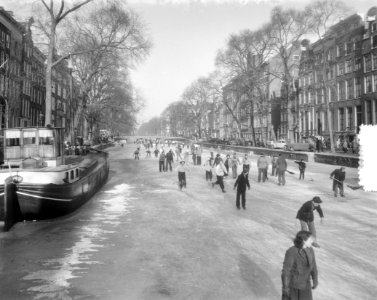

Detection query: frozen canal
xmin=0 ymin=144 xmax=376 ymax=300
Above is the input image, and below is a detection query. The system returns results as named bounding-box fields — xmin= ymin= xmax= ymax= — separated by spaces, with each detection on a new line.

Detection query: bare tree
xmin=215 ymin=27 xmax=273 ymax=144
xmin=33 ymin=0 xmax=93 ymax=126
xmin=305 ymin=0 xmax=352 ymax=152
xmin=181 ymin=77 xmax=214 ymax=139
xmin=268 ymin=6 xmax=310 ymax=143
xmin=58 ymin=0 xmax=151 ymax=140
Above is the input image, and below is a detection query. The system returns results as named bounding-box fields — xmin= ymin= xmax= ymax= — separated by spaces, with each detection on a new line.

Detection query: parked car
xmin=284 ymin=140 xmax=315 ymax=152
xmin=218 ymin=139 xmax=231 ymax=145
xmin=268 ymin=139 xmax=286 ymax=149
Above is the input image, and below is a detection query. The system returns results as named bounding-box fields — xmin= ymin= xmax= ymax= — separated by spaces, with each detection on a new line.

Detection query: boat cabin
xmin=2 ymin=127 xmax=64 ymax=168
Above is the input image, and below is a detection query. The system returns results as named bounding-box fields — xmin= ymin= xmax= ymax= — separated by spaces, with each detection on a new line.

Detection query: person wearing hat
xmin=296 ymin=196 xmax=324 ymax=248
xmin=212 ymin=153 xmax=221 ymax=167
xmin=175 ymin=160 xmax=190 ymax=190
xmin=281 ymin=230 xmax=318 ymax=300
xmin=202 ymin=157 xmax=213 ymax=182
xmin=233 ymin=166 xmax=250 ymax=210
xmin=330 ymin=166 xmax=346 ymax=197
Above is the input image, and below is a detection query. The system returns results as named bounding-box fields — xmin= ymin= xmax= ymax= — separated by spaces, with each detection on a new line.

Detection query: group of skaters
xmin=131 ymin=143 xmax=351 ymax=300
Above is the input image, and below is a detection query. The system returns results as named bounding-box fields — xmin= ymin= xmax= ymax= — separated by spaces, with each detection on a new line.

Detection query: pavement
xmin=0 ymin=143 xmax=376 ymax=300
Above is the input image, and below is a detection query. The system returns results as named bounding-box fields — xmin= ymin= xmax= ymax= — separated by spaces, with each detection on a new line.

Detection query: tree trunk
xmin=45 ymin=23 xmax=56 ymax=126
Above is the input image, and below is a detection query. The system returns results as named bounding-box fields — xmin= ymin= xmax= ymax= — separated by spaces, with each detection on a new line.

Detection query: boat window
xmin=38 ymin=129 xmax=54 ymax=145
xmin=65 ymin=172 xmax=69 ymax=180
xmin=23 ymin=131 xmax=36 ymax=145
xmin=6 ymin=130 xmax=20 ymax=146
xmin=71 ymin=170 xmax=74 ymax=179
xmin=76 ymin=169 xmax=79 ymax=177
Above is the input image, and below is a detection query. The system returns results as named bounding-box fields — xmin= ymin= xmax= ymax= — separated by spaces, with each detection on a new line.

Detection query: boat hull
xmin=1 ymin=151 xmax=109 ymax=221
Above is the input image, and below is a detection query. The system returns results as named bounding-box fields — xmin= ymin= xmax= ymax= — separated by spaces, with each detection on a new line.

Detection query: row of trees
xmin=138 ymin=0 xmax=351 ymax=152
xmin=33 ymin=0 xmax=151 ymax=140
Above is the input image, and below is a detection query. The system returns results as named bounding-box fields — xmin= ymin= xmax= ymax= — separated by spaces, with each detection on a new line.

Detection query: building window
xmin=336 ymin=44 xmax=344 ymax=57
xmin=347 ymin=107 xmax=353 ymax=130
xmin=366 ymin=100 xmax=372 ymax=124
xmin=345 ymin=59 xmax=353 ymax=73
xmin=373 ymin=53 xmax=377 ymax=70
xmin=339 ymin=108 xmax=345 ymax=130
xmin=338 ymin=81 xmax=345 ymax=100
xmin=374 ymin=74 xmax=377 ymax=92
xmin=364 ymin=54 xmax=372 ymax=72
xmin=355 ymin=57 xmax=361 ymax=71
xmin=346 ymin=42 xmax=354 ymax=55
xmin=372 ymin=35 xmax=377 ymax=49
xmin=347 ymin=79 xmax=354 ymax=99
xmin=355 ymin=77 xmax=362 ymax=97
xmin=365 ymin=75 xmax=373 ymax=93
xmin=337 ymin=62 xmax=344 ymax=75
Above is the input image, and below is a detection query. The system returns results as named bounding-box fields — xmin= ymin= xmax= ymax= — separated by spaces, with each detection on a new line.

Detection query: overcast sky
xmin=2 ymin=0 xmax=377 ymax=124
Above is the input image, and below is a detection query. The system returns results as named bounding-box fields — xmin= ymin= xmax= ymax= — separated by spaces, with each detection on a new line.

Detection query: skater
xmin=224 ymin=154 xmax=231 ymax=177
xmin=242 ymin=153 xmax=250 ymax=173
xmin=213 ymin=153 xmax=221 ymax=167
xmin=233 ymin=166 xmax=250 ymax=210
xmin=212 ymin=160 xmax=227 ymax=193
xmin=133 ymin=147 xmax=140 ymax=160
xmin=165 ymin=149 xmax=174 ymax=172
xmin=146 ymin=148 xmax=151 ymax=157
xmin=277 ymin=153 xmax=287 ymax=186
xmin=196 ymin=146 xmax=202 ymax=165
xmin=175 ymin=160 xmax=189 ymax=190
xmin=203 ymin=157 xmax=213 ymax=181
xmin=192 ymin=147 xmax=197 ymax=165
xmin=159 ymin=151 xmax=166 ymax=172
xmin=295 ymin=159 xmax=306 ymax=180
xmin=296 ymin=196 xmax=324 ymax=248
xmin=257 ymin=153 xmax=268 ymax=182
xmin=154 ymin=148 xmax=159 ymax=158
xmin=230 ymin=152 xmax=239 ymax=179
xmin=271 ymin=156 xmax=278 ymax=176
xmin=281 ymin=231 xmax=318 ymax=300
xmin=330 ymin=166 xmax=346 ymax=197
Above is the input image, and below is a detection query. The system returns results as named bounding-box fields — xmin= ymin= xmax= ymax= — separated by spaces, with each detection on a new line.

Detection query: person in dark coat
xmin=165 ymin=149 xmax=174 ymax=172
xmin=159 ymin=151 xmax=166 ymax=172
xmin=294 ymin=159 xmax=306 ymax=180
xmin=277 ymin=153 xmax=287 ymax=186
xmin=282 ymin=231 xmax=318 ymax=300
xmin=233 ymin=167 xmax=250 ymax=210
xmin=330 ymin=166 xmax=346 ymax=197
xmin=296 ymin=197 xmax=324 ymax=248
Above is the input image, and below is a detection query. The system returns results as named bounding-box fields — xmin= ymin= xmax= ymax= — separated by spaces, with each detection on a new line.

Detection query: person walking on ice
xmin=175 ymin=160 xmax=190 ymax=190
xmin=133 ymin=148 xmax=140 ymax=160
xmin=296 ymin=196 xmax=324 ymax=248
xmin=230 ymin=152 xmax=239 ymax=179
xmin=233 ymin=166 xmax=250 ymax=210
xmin=212 ymin=159 xmax=227 ymax=193
xmin=203 ymin=157 xmax=213 ymax=182
xmin=281 ymin=231 xmax=319 ymax=300
xmin=294 ymin=159 xmax=306 ymax=180
xmin=277 ymin=153 xmax=287 ymax=186
xmin=330 ymin=166 xmax=346 ymax=197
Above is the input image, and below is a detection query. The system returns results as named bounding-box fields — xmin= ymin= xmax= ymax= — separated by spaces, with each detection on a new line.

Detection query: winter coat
xmin=257 ymin=156 xmax=268 ymax=169
xmin=166 ymin=151 xmax=174 ymax=161
xmin=295 ymin=161 xmax=306 ymax=171
xmin=296 ymin=201 xmax=324 ymax=222
xmin=330 ymin=168 xmax=346 ymax=182
xmin=159 ymin=153 xmax=166 ymax=161
xmin=215 ymin=163 xmax=227 ymax=176
xmin=282 ymin=246 xmax=318 ymax=290
xmin=277 ymin=156 xmax=287 ymax=171
xmin=234 ymin=173 xmax=250 ymax=192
